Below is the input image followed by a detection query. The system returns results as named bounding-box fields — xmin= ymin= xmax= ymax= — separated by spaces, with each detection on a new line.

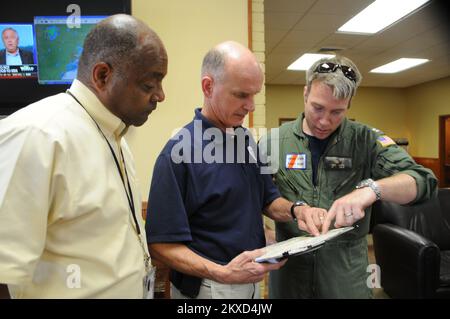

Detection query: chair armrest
xmin=373 ymin=224 xmax=440 ymax=298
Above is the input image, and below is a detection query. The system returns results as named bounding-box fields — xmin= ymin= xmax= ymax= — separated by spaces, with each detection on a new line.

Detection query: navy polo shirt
xmin=146 ymin=108 xmax=280 ymax=264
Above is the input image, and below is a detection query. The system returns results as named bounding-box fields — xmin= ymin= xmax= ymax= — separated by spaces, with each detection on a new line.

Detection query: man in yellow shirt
xmin=0 ymin=14 xmax=167 ymax=298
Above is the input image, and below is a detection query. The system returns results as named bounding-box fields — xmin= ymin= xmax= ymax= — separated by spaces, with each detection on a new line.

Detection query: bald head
xmin=201 ymin=41 xmax=263 ymax=83
xmin=74 ymin=14 xmax=168 ymax=127
xmin=77 ymin=14 xmax=166 ymax=83
xmin=200 ymin=41 xmax=263 ymax=130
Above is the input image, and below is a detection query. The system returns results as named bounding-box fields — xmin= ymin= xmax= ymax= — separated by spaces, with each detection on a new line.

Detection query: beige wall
xmin=128 ymin=0 xmax=247 ymax=198
xmin=405 ymin=76 xmax=450 ymax=158
xmin=266 ymin=76 xmax=450 ymax=159
xmin=266 ymin=85 xmax=303 ymax=129
xmin=266 ymin=85 xmax=409 ymax=141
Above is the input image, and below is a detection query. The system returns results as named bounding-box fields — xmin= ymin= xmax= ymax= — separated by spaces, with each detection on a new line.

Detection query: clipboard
xmin=255 ymin=226 xmax=354 ymax=263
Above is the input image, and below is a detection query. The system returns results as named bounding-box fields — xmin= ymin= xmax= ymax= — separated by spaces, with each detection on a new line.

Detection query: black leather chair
xmin=372 ymin=188 xmax=450 ymax=298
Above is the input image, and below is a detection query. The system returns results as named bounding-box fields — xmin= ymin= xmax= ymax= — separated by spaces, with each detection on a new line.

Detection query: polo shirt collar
xmin=69 ymin=79 xmax=128 ymax=138
xmin=194 ymin=108 xmax=245 ymax=145
xmin=194 ymin=107 xmax=216 ymax=130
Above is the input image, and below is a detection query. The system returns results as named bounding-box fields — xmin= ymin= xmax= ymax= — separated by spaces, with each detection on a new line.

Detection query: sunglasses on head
xmin=314 ymin=62 xmax=357 ymax=82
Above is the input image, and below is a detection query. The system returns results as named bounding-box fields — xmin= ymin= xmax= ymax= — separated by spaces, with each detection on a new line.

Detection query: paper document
xmin=255 ymin=226 xmax=354 ymax=263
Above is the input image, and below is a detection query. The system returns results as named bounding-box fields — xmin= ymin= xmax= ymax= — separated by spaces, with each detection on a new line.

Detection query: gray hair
xmin=78 ymin=23 xmax=138 ymax=80
xmin=201 ymin=47 xmax=226 ymax=82
xmin=2 ymin=27 xmax=18 ymax=38
xmin=306 ymin=56 xmax=362 ymax=99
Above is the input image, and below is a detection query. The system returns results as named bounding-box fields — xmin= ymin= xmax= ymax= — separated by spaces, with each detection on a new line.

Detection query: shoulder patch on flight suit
xmin=377 ymin=135 xmax=396 ymax=147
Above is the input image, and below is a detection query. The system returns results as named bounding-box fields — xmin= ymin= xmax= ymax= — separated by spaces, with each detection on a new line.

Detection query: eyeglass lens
xmin=316 ymin=63 xmax=356 ymax=82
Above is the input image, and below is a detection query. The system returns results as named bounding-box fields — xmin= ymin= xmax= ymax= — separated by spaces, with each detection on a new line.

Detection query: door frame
xmin=439 ymin=114 xmax=450 ymax=187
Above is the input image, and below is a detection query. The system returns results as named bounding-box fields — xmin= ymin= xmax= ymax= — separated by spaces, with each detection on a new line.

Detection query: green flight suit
xmin=261 ymin=114 xmax=437 ymax=299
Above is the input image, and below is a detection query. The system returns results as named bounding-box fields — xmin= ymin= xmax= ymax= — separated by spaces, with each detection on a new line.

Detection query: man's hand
xmin=220 ymin=248 xmax=286 ymax=284
xmin=322 ymin=187 xmax=376 ymax=233
xmin=293 ymin=205 xmax=327 ymax=236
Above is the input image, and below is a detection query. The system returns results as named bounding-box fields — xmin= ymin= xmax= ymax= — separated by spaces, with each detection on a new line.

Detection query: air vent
xmin=318 ymin=47 xmax=345 ymax=52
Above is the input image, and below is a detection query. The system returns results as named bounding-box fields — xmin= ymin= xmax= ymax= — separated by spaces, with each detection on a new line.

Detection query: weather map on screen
xmin=34 ymin=16 xmax=106 ymax=84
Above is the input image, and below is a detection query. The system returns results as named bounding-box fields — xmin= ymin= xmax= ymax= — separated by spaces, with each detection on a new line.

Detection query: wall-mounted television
xmin=0 ymin=0 xmax=131 ymax=115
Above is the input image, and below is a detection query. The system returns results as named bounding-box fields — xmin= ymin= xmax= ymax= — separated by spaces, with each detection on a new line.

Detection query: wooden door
xmin=439 ymin=115 xmax=450 ymax=187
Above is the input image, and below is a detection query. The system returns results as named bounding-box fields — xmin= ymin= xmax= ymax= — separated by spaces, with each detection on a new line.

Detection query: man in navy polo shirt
xmin=145 ymin=41 xmax=323 ymax=299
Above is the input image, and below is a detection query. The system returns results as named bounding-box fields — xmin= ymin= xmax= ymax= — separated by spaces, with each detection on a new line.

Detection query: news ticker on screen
xmin=0 ymin=64 xmax=38 ymax=78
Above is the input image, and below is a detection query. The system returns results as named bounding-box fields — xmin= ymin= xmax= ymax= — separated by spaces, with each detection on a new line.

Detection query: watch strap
xmin=290 ymin=200 xmax=306 ymax=220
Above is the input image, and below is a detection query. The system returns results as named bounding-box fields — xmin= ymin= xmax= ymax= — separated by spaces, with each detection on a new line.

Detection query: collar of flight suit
xmin=291 ymin=112 xmax=348 ymax=145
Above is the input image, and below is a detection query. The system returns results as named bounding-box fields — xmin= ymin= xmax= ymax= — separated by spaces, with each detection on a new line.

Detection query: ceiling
xmin=264 ymin=0 xmax=450 ymax=87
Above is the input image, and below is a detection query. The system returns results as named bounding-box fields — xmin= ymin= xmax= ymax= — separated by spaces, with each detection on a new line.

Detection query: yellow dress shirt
xmin=0 ymin=79 xmax=148 ymax=298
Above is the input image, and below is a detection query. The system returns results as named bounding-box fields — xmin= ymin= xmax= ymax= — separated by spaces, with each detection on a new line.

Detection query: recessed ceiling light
xmin=287 ymin=53 xmax=335 ymax=71
xmin=338 ymin=0 xmax=430 ymax=34
xmin=370 ymin=58 xmax=429 ymax=73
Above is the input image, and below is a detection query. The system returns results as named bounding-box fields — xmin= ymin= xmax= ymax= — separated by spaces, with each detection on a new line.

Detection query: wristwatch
xmin=356 ymin=178 xmax=381 ymax=201
xmin=290 ymin=200 xmax=307 ymax=221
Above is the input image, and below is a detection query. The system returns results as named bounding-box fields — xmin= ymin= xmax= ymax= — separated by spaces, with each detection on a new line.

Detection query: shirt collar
xmin=292 ymin=112 xmax=347 ymax=142
xmin=5 ymin=49 xmax=19 ymax=57
xmin=194 ymin=107 xmax=216 ymax=130
xmin=69 ymin=79 xmax=127 ymax=138
xmin=193 ymin=108 xmax=245 ymax=145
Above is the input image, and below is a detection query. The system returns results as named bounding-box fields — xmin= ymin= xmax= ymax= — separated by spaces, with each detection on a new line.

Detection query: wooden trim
xmin=142 ymin=201 xmax=147 ymax=220
xmin=248 ymin=0 xmax=254 ymax=128
xmin=413 ymin=157 xmax=440 ymax=181
xmin=248 ymin=0 xmax=252 ymax=51
xmin=439 ymin=114 xmax=450 ymax=187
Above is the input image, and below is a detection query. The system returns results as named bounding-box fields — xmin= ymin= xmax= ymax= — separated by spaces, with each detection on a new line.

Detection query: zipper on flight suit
xmin=313 ymin=136 xmax=339 ymax=207
xmin=310 ymin=135 xmax=339 ymax=297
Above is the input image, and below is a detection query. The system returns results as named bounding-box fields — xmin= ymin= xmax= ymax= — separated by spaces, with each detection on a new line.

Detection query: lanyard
xmin=66 ymin=90 xmax=141 ymax=235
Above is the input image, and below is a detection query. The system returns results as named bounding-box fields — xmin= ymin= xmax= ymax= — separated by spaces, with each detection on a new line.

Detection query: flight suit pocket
xmin=332 ymin=166 xmax=361 ymax=199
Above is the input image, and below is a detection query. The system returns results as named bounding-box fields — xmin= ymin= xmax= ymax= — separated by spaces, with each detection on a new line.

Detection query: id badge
xmin=143 ymin=266 xmax=156 ymax=299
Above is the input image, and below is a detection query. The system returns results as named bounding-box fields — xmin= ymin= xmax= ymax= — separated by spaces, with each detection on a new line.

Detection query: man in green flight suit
xmin=260 ymin=55 xmax=437 ymax=298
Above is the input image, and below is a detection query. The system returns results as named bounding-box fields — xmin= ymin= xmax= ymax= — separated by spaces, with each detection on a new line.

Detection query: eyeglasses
xmin=314 ymin=62 xmax=357 ymax=82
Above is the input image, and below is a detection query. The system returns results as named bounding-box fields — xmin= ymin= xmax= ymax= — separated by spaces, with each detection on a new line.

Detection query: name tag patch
xmin=324 ymin=156 xmax=352 ymax=170
xmin=286 ymin=153 xmax=307 ymax=170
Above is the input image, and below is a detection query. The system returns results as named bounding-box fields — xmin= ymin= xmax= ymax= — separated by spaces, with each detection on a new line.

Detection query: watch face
xmin=358 ymin=179 xmax=372 ymax=188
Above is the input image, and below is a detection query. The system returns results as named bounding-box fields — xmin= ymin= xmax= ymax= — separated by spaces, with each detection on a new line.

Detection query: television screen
xmin=0 ymin=23 xmax=37 ymax=79
xmin=34 ymin=16 xmax=107 ymax=84
xmin=0 ymin=0 xmax=131 ymax=116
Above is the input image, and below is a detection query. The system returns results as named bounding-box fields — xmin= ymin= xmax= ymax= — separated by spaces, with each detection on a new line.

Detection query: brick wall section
xmin=252 ymin=0 xmax=266 ymax=139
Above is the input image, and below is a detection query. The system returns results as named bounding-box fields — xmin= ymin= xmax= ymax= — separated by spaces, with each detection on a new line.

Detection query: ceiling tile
xmin=293 ymin=13 xmax=346 ymax=32
xmin=264 ymin=0 xmax=450 ymax=87
xmin=315 ymin=32 xmax=368 ymax=51
xmin=265 ymin=12 xmax=303 ymax=31
xmin=310 ymin=0 xmax=373 ymax=15
xmin=265 ymin=0 xmax=316 ymax=14
xmin=265 ymin=29 xmax=288 ymax=52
